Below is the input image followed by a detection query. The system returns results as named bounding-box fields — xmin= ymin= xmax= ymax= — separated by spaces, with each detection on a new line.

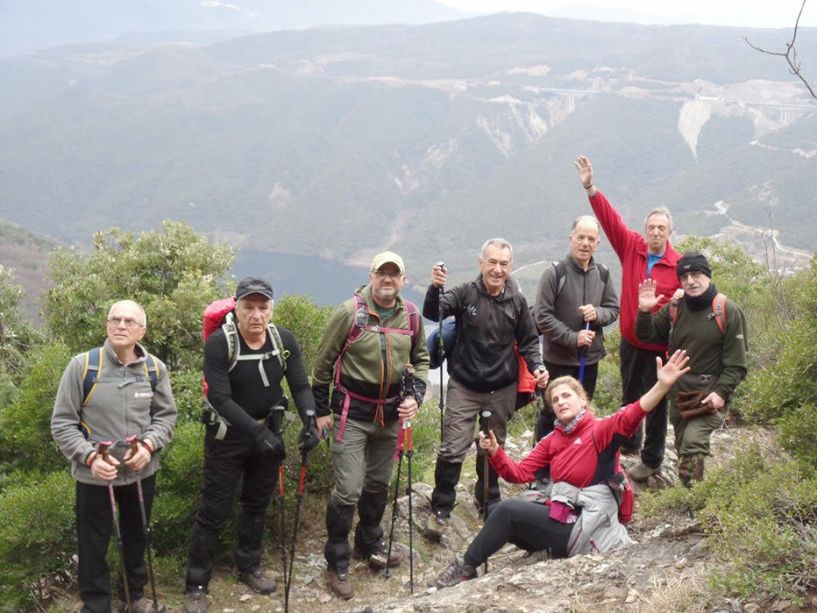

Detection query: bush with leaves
xmin=0 ymin=470 xmax=76 ymax=610
xmin=640 ymin=444 xmax=817 ymax=605
xmin=0 ymin=342 xmax=73 ymax=477
xmin=736 ymin=252 xmax=817 ymax=470
xmin=0 ymin=265 xmax=41 ymax=391
xmin=43 ymin=221 xmax=234 ymax=370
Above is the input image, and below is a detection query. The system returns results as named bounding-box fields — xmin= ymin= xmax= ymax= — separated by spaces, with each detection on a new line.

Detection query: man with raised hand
xmin=52 ymin=300 xmax=177 ymax=613
xmin=635 ymin=252 xmax=747 ymax=486
xmin=576 ymin=156 xmax=681 ymax=482
xmin=424 ymin=238 xmax=549 ymax=539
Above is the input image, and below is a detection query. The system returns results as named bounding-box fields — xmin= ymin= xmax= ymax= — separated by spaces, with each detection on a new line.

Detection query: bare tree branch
xmin=744 ymin=0 xmax=816 ymax=99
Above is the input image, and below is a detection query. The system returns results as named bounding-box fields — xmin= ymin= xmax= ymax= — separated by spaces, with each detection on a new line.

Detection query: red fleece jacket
xmin=588 ymin=190 xmax=681 ymax=351
xmin=490 ymin=401 xmax=644 ymax=487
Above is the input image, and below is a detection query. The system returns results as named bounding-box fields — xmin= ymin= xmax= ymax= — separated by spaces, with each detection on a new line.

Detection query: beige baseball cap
xmin=370 ymin=251 xmax=405 ymax=274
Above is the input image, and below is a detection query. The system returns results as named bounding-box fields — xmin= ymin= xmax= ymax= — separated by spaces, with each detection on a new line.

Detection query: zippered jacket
xmin=312 ymin=285 xmax=429 ymax=422
xmin=588 ymin=190 xmax=681 ymax=351
xmin=51 ymin=340 xmax=177 ymax=486
xmin=423 ymin=274 xmax=543 ymax=392
xmin=490 ymin=401 xmax=646 ymax=555
xmin=534 ymin=254 xmax=619 ymax=366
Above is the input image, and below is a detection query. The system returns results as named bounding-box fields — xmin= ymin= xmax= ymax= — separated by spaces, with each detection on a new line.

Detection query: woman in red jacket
xmin=433 ymin=350 xmax=690 ymax=589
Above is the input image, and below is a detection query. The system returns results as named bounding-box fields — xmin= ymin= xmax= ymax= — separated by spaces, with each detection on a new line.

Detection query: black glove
xmin=254 ymin=427 xmax=285 ymax=461
xmin=298 ymin=422 xmax=322 ymax=453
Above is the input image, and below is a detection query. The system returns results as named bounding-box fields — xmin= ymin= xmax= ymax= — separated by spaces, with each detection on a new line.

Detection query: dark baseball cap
xmin=235 ymin=277 xmax=274 ymax=301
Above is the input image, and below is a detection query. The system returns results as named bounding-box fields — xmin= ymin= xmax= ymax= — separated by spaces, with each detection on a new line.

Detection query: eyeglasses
xmin=107 ymin=317 xmax=144 ymax=329
xmin=374 ymin=271 xmax=403 ymax=279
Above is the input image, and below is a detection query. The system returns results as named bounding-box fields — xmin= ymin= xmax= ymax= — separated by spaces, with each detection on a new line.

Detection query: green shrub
xmin=151 ymin=421 xmax=205 ymax=554
xmin=273 ymin=294 xmax=333 ymax=376
xmin=0 ymin=342 xmax=73 ymax=477
xmin=0 ymin=471 xmax=76 ymax=610
xmin=777 ymin=403 xmax=817 ymax=468
xmin=640 ymin=445 xmax=817 ymax=604
xmin=169 ymin=368 xmax=206 ymax=425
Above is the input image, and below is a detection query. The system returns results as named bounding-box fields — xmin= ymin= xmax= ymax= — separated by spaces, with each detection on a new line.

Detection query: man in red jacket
xmin=575 ymin=156 xmax=681 ymax=482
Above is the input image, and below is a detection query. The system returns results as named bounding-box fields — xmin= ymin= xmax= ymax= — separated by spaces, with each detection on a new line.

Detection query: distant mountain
xmin=0 ymin=13 xmax=814 ymax=299
xmin=0 ymin=0 xmax=464 ymax=57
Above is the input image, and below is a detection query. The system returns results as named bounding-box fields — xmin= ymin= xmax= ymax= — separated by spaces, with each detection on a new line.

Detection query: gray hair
xmin=644 ymin=207 xmax=673 ymax=233
xmin=107 ymin=300 xmax=147 ymax=327
xmin=571 ymin=215 xmax=601 ymax=233
xmin=480 ymin=238 xmax=514 ymax=261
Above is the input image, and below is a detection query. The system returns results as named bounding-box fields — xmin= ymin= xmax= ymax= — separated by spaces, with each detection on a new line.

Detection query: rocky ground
xmin=53 ymin=423 xmax=808 ymax=613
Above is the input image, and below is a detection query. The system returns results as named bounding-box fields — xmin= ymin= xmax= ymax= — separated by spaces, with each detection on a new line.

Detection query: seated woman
xmin=434 ymin=350 xmax=690 ymax=588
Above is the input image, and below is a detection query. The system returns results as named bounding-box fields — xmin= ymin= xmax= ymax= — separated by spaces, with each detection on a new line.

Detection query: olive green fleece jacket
xmin=635 ymin=296 xmax=748 ymax=401
xmin=312 ymin=285 xmax=429 ymax=422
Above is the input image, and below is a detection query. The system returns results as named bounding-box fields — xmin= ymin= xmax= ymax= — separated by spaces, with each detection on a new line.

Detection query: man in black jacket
xmin=424 ymin=238 xmax=549 ymax=538
xmin=184 ymin=278 xmax=318 ymax=613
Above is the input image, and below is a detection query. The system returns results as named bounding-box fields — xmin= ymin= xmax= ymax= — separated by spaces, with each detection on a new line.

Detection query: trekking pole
xmin=97 ymin=441 xmax=132 ymax=613
xmin=383 ymin=424 xmax=404 ymax=582
xmin=125 ymin=436 xmax=161 ymax=613
xmin=436 ymin=261 xmax=446 ymax=443
xmin=577 ymin=322 xmax=591 ymax=384
xmin=480 ymin=410 xmax=492 ymax=574
xmin=285 ymin=409 xmax=315 ymax=612
xmin=384 ymin=366 xmax=418 ymax=589
xmin=269 ymin=402 xmax=288 ymax=607
xmin=405 ymin=419 xmax=415 ymax=593
xmin=277 ymin=463 xmax=287 ymax=604
xmin=401 ymin=365 xmax=418 ymax=594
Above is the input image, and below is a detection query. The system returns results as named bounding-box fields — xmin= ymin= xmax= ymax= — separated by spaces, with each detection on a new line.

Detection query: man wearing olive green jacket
xmin=312 ymin=251 xmax=429 ymax=600
xmin=635 ymin=252 xmax=747 ymax=486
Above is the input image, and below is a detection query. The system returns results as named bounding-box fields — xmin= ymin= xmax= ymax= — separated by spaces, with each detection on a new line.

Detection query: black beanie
xmin=676 ymin=252 xmax=712 ymax=279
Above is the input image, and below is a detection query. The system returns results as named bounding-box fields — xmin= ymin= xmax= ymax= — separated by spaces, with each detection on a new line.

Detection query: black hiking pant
xmin=619 ymin=339 xmax=667 ymax=468
xmin=186 ymin=428 xmax=280 ymax=590
xmin=76 ymin=474 xmax=155 ymax=613
xmin=463 ymin=499 xmax=573 ymax=568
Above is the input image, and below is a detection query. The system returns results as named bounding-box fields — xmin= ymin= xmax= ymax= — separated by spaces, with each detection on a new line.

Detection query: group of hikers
xmin=50 ymin=156 xmax=748 ymax=613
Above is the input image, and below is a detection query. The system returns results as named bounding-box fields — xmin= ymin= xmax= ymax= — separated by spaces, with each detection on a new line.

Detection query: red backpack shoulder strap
xmin=712 ymin=293 xmax=727 ymax=334
xmin=403 ymin=299 xmax=420 ymax=344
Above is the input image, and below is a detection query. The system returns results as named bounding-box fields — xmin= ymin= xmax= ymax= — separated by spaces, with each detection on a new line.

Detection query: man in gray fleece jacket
xmin=52 ymin=299 xmax=177 ymax=613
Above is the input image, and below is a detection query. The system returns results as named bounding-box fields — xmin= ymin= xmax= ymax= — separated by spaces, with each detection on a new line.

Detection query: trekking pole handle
xmin=480 ymin=410 xmax=492 ymax=433
xmin=97 ymin=440 xmax=112 ymax=460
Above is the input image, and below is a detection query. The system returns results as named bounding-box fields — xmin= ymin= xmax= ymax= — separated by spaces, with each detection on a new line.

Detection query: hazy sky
xmin=437 ymin=0 xmax=817 ymax=29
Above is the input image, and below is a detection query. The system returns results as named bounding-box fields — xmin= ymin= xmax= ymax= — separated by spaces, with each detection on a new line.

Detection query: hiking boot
xmin=326 ymin=567 xmax=354 ymax=600
xmin=425 ymin=511 xmax=447 ymax=541
xmin=355 ymin=539 xmax=404 ymax=569
xmin=183 ymin=586 xmax=208 ymax=613
xmin=238 ymin=567 xmax=276 ymax=594
xmin=434 ymin=555 xmax=477 ymax=589
xmin=628 ymin=462 xmax=659 ymax=483
xmin=130 ymin=597 xmax=166 ymax=613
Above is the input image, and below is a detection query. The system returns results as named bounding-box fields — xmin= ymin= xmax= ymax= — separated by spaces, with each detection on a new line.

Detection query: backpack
xmin=79 ymin=346 xmax=160 ymax=438
xmin=333 ymin=293 xmax=420 ymax=442
xmin=201 ymin=296 xmax=290 ymax=438
xmin=202 ymin=296 xmax=288 ymax=380
xmin=669 ymin=293 xmax=727 ymax=343
xmin=426 ymin=317 xmax=456 ymax=369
